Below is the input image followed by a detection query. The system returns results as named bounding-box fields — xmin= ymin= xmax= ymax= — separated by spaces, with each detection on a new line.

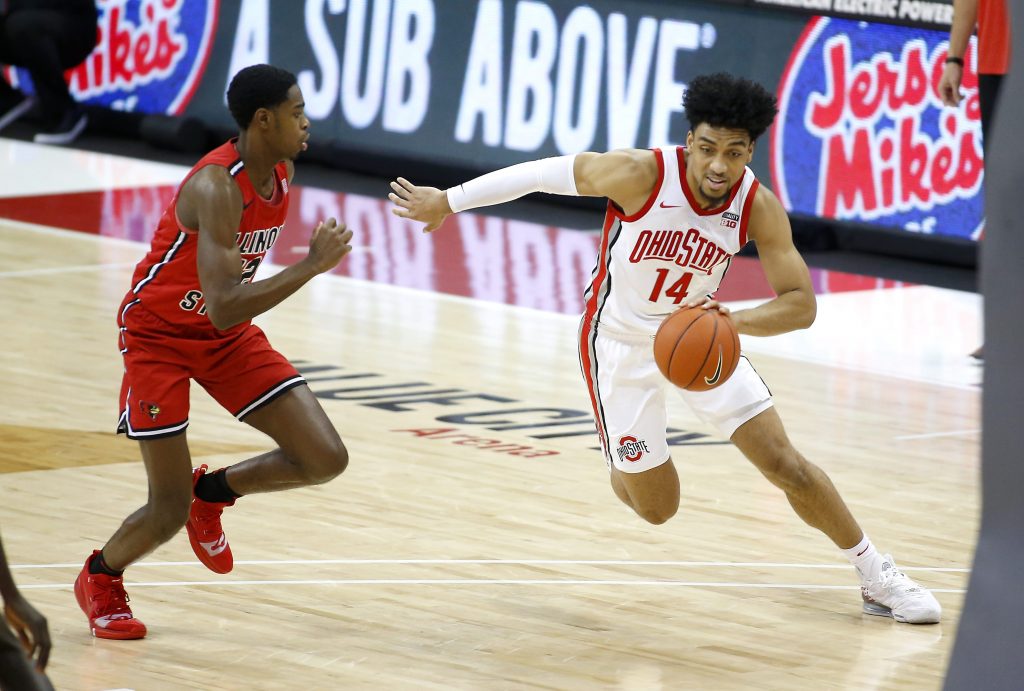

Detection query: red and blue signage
xmin=771 ymin=17 xmax=984 ymax=240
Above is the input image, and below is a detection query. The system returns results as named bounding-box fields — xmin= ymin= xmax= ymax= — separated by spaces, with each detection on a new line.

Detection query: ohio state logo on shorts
xmin=9 ymin=0 xmax=218 ymax=116
xmin=771 ymin=17 xmax=984 ymax=241
xmin=616 ymin=435 xmax=650 ymax=463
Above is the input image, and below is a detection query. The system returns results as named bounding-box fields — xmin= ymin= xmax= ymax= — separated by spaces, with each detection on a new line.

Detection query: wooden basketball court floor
xmin=0 ymin=137 xmax=980 ymax=690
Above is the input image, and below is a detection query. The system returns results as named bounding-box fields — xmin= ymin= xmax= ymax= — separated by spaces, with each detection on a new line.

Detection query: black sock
xmin=194 ymin=468 xmax=241 ymax=503
xmin=89 ymin=551 xmax=123 ymax=577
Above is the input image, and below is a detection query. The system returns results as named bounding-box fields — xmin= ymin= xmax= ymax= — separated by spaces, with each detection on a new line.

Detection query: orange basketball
xmin=653 ymin=307 xmax=740 ymax=392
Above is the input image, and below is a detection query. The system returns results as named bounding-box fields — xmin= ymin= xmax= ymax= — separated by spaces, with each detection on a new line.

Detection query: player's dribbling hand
xmin=388 ymin=177 xmax=451 ymax=233
xmin=683 ymin=297 xmax=731 ymax=315
xmin=307 ymin=218 xmax=353 ymax=273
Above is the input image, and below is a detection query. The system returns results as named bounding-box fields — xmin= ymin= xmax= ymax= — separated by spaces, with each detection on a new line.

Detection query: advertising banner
xmin=772 ymin=16 xmax=984 ymax=240
xmin=7 ymin=0 xmax=220 ymax=116
xmin=7 ymin=0 xmax=982 ymax=241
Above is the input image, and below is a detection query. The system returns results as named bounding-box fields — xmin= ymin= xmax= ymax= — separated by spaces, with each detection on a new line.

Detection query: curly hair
xmin=682 ymin=73 xmax=779 ymax=142
xmin=226 ymin=64 xmax=298 ymax=130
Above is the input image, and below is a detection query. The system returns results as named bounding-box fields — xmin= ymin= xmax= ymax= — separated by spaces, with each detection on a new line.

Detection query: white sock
xmin=843 ymin=534 xmax=885 ymax=582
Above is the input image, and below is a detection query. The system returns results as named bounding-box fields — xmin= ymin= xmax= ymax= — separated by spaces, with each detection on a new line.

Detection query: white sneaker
xmin=34 ymin=110 xmax=88 ymax=145
xmin=0 ymin=95 xmax=35 ymax=133
xmin=861 ymin=555 xmax=941 ymax=624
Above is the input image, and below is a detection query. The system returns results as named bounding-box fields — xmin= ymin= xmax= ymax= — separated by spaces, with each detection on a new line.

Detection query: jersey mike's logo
xmin=771 ymin=17 xmax=984 ymax=241
xmin=10 ymin=0 xmax=218 ymax=116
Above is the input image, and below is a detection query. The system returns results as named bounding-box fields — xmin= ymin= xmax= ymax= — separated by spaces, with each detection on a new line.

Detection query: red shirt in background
xmin=978 ymin=0 xmax=1011 ymax=74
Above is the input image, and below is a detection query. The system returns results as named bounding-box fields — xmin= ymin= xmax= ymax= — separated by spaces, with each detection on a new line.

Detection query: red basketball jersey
xmin=120 ymin=139 xmax=290 ymax=336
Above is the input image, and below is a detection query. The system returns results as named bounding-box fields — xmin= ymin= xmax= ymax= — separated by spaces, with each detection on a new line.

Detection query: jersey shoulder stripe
xmin=606 ymin=148 xmax=665 ymax=222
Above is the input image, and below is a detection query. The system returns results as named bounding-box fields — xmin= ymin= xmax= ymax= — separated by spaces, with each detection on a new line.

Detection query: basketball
xmin=653 ymin=306 xmax=740 ymax=392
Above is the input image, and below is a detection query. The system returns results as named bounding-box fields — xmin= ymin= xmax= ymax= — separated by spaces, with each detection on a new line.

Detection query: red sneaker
xmin=187 ymin=464 xmax=235 ymax=574
xmin=74 ymin=551 xmax=147 ymax=640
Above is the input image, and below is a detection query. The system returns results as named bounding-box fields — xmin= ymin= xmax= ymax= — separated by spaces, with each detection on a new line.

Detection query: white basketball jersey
xmin=582 ymin=146 xmax=759 ymax=336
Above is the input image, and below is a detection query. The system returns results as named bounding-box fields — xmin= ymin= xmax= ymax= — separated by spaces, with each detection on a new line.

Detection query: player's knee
xmin=301 ymin=436 xmax=349 ymax=485
xmin=763 ymin=451 xmax=812 ymax=493
xmin=633 ymin=500 xmax=678 ymax=525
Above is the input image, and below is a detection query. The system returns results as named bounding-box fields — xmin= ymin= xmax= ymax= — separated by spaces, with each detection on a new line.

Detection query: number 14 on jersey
xmin=649 ymin=269 xmax=693 ymax=303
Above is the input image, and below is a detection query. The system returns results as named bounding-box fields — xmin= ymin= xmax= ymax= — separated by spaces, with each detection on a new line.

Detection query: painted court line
xmin=16 ymin=578 xmax=967 ymax=593
xmin=0 ymin=262 xmax=136 ymax=279
xmin=895 ymin=429 xmax=980 ymax=441
xmin=12 ymin=558 xmax=969 ymax=572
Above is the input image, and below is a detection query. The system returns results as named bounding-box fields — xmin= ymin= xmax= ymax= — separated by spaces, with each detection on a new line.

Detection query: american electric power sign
xmin=24 ymin=0 xmax=981 ymax=240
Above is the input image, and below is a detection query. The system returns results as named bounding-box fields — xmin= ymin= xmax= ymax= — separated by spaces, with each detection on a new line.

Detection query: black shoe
xmin=34 ymin=108 xmax=88 ymax=145
xmin=0 ymin=92 xmax=36 ymax=133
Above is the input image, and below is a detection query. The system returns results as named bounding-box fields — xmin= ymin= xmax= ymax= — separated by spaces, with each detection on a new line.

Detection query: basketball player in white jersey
xmin=389 ymin=73 xmax=940 ymax=624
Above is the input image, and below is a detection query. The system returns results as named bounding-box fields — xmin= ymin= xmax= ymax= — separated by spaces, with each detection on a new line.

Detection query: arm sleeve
xmin=446 ymin=154 xmax=580 ymax=213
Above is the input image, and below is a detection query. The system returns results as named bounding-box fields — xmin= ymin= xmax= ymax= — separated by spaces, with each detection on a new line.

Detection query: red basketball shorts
xmin=116 ymin=301 xmax=305 ymax=440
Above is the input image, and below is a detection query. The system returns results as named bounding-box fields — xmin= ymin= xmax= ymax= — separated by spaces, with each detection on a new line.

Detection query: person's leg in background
xmin=972 ymin=73 xmax=1005 ymax=360
xmin=0 ymin=14 xmax=38 ymax=133
xmin=0 ymin=8 xmax=97 ymax=142
xmin=978 ymin=73 xmax=1006 ymax=142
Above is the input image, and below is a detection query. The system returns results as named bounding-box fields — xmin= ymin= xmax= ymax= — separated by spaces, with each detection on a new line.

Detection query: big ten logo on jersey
xmin=616 ymin=435 xmax=650 ymax=464
xmin=772 ymin=17 xmax=984 ymax=241
xmin=7 ymin=0 xmax=218 ymax=116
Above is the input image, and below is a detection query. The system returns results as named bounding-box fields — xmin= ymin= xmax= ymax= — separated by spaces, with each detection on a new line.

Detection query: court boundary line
xmin=0 ymin=262 xmax=137 ymax=279
xmin=895 ymin=429 xmax=980 ymax=441
xmin=16 ymin=578 xmax=967 ymax=593
xmin=11 ymin=558 xmax=969 ymax=572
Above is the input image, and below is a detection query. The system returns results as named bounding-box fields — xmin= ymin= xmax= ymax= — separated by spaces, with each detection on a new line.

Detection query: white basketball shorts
xmin=578 ymin=321 xmax=773 ymax=473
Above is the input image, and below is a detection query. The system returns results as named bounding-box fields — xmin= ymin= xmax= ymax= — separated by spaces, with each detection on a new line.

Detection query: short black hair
xmin=682 ymin=73 xmax=778 ymax=142
xmin=226 ymin=64 xmax=298 ymax=129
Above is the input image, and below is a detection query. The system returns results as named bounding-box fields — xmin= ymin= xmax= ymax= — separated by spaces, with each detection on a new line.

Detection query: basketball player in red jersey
xmin=390 ymin=73 xmax=941 ymax=624
xmin=74 ymin=64 xmax=354 ymax=640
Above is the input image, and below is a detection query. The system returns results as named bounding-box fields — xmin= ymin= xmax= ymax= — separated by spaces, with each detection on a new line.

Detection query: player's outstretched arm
xmin=184 ymin=167 xmax=353 ymax=330
xmin=571 ymin=149 xmax=659 ymax=213
xmin=727 ymin=186 xmax=817 ymax=337
xmin=389 ymin=149 xmax=657 ymax=232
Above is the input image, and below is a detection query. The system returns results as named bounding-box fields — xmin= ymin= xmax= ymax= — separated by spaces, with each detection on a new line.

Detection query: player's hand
xmin=307 ymin=218 xmax=353 ymax=273
xmin=683 ymin=297 xmax=731 ymax=316
xmin=4 ymin=596 xmax=51 ymax=671
xmin=938 ymin=63 xmax=963 ymax=107
xmin=388 ymin=177 xmax=452 ymax=233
